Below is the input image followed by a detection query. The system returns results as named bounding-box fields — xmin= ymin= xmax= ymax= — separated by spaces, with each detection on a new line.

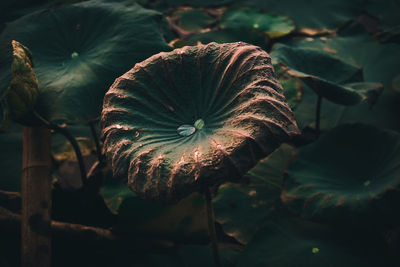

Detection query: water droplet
xmin=115 ymin=124 xmax=123 ymax=129
xmin=177 ymin=124 xmax=196 ymax=136
xmin=194 ymin=119 xmax=204 ymax=130
xmin=71 ymin=52 xmax=79 ymax=59
xmin=134 ymin=130 xmax=140 ymax=138
xmin=364 ymin=180 xmax=371 ymax=187
xmin=312 ymin=247 xmax=319 ymax=254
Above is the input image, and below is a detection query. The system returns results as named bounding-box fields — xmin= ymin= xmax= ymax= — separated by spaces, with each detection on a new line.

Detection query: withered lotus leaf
xmin=101 ymin=42 xmax=299 ymax=203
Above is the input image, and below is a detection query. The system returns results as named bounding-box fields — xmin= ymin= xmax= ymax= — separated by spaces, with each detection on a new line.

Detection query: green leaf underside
xmin=220 ymin=5 xmax=295 ymax=38
xmin=0 ymin=0 xmax=171 ymax=123
xmin=101 ymin=42 xmax=299 ymax=202
xmin=282 ymin=124 xmax=400 ymax=224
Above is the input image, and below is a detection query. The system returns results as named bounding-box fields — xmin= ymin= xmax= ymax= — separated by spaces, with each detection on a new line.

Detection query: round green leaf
xmin=0 ymin=0 xmax=171 ymax=123
xmin=282 ymin=124 xmax=400 ymax=225
xmin=101 ymin=42 xmax=299 ymax=203
xmin=171 ymin=8 xmax=215 ymax=32
xmin=236 ymin=219 xmax=387 ymax=267
xmin=220 ymin=5 xmax=295 ymax=38
xmin=244 ymin=0 xmax=364 ymax=33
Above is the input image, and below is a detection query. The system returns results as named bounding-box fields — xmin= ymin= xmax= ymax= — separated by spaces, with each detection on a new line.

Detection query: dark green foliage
xmin=0 ymin=0 xmax=399 ymax=266
xmin=0 ymin=0 xmax=171 ymax=123
xmin=282 ymin=124 xmax=400 ymax=225
xmin=220 ymin=5 xmax=295 ymax=38
xmin=235 ymin=219 xmax=388 ymax=267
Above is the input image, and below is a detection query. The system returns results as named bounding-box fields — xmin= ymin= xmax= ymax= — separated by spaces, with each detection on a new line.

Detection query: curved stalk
xmin=33 ymin=111 xmax=87 ymax=186
xmin=88 ymin=120 xmax=104 ymax=165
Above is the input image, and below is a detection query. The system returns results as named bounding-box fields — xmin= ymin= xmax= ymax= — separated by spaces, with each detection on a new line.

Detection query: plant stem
xmin=204 ymin=187 xmax=221 ymax=267
xmin=88 ymin=120 xmax=104 ymax=165
xmin=315 ymin=94 xmax=322 ymax=134
xmin=33 ymin=111 xmax=87 ymax=186
xmin=21 ymin=126 xmax=52 ymax=267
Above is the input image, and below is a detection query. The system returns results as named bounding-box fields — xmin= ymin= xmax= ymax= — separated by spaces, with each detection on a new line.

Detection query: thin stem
xmin=204 ymin=187 xmax=221 ymax=267
xmin=88 ymin=120 xmax=104 ymax=165
xmin=33 ymin=111 xmax=87 ymax=186
xmin=315 ymin=94 xmax=322 ymax=134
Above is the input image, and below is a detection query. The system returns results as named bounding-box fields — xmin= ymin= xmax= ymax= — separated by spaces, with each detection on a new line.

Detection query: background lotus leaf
xmin=271 ymin=44 xmax=383 ymax=106
xmin=213 ymin=144 xmax=295 ymax=244
xmin=236 ymin=219 xmax=388 ymax=267
xmin=220 ymin=5 xmax=295 ymax=39
xmin=101 ymin=42 xmax=299 ymax=202
xmin=244 ymin=0 xmax=364 ymax=34
xmin=0 ymin=0 xmax=171 ymax=123
xmin=282 ymin=23 xmax=400 ymax=131
xmin=169 ymin=8 xmax=215 ymax=33
xmin=282 ymin=124 xmax=400 ymax=225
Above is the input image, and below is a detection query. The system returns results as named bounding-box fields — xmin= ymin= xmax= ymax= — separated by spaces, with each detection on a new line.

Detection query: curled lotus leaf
xmin=0 ymin=0 xmax=171 ymax=123
xmin=101 ymin=42 xmax=299 ymax=203
xmin=281 ymin=124 xmax=400 ymax=224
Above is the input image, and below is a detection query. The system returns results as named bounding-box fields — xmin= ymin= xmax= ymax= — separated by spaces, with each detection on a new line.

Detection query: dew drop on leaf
xmin=177 ymin=124 xmax=196 ymax=136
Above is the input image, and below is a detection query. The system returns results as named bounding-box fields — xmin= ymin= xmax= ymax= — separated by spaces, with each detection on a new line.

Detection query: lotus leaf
xmin=0 ymin=0 xmax=171 ymax=123
xmin=271 ymin=44 xmax=384 ymax=106
xmin=213 ymin=144 xmax=295 ymax=244
xmin=282 ymin=124 xmax=400 ymax=224
xmin=101 ymin=42 xmax=299 ymax=202
xmin=244 ymin=0 xmax=364 ymax=33
xmin=281 ymin=24 xmax=400 ymax=131
xmin=220 ymin=5 xmax=295 ymax=38
xmin=236 ymin=219 xmax=386 ymax=267
xmin=170 ymin=8 xmax=215 ymax=33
